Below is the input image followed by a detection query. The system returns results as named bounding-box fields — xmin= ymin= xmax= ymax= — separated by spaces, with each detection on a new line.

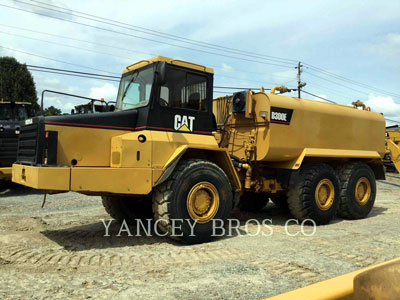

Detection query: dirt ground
xmin=0 ymin=174 xmax=399 ymax=300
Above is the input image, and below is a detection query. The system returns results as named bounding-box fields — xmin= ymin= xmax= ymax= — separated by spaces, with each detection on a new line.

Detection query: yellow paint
xmin=12 ymin=164 xmax=70 ymax=191
xmin=387 ymin=139 xmax=400 ymax=173
xmin=315 ymin=178 xmax=335 ymax=210
xmin=45 ymin=124 xmax=126 ymax=167
xmin=264 ymin=257 xmax=400 ymax=300
xmin=266 ymin=148 xmax=382 ymax=170
xmin=186 ymin=181 xmax=219 ymax=223
xmin=123 ymin=56 xmax=214 ymax=74
xmin=0 ymin=167 xmax=12 ymax=181
xmin=0 ymin=101 xmax=31 ymax=105
xmin=354 ymin=177 xmax=371 ymax=205
xmin=178 ymin=124 xmax=191 ymax=132
xmin=219 ymin=91 xmax=385 ymax=168
xmin=12 ymin=127 xmax=241 ymax=194
xmin=70 ymin=167 xmax=152 ymax=194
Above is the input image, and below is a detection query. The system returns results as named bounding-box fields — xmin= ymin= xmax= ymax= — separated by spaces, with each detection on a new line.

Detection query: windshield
xmin=0 ymin=104 xmax=31 ymax=121
xmin=0 ymin=104 xmax=12 ymax=120
xmin=15 ymin=105 xmax=29 ymax=121
xmin=116 ymin=67 xmax=154 ymax=110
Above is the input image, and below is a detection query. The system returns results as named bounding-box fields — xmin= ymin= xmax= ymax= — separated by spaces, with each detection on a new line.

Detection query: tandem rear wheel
xmin=287 ymin=162 xmax=376 ymax=225
xmin=336 ymin=162 xmax=376 ymax=219
xmin=287 ymin=163 xmax=340 ymax=225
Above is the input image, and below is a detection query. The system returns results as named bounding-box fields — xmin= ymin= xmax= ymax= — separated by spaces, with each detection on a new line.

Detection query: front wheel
xmin=152 ymin=159 xmax=233 ymax=244
xmin=101 ymin=196 xmax=153 ymax=223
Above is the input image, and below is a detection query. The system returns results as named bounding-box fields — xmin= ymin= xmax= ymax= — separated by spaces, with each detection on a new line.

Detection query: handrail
xmin=40 ymin=90 xmax=111 ymax=115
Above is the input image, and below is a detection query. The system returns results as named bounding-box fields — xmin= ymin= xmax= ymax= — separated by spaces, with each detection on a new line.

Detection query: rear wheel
xmin=287 ymin=163 xmax=340 ymax=225
xmin=238 ymin=192 xmax=269 ymax=212
xmin=336 ymin=162 xmax=376 ymax=219
xmin=101 ymin=196 xmax=153 ymax=223
xmin=152 ymin=159 xmax=233 ymax=244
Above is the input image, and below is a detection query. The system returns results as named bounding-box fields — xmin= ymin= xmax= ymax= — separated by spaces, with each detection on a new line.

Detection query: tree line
xmin=0 ymin=56 xmax=62 ymax=116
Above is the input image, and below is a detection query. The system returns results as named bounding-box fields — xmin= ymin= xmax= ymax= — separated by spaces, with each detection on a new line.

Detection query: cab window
xmin=159 ymin=68 xmax=207 ymax=112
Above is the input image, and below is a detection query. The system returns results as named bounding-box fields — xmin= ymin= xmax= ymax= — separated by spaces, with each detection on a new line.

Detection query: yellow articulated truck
xmin=12 ymin=56 xmax=386 ymax=243
xmin=384 ymin=125 xmax=400 ymax=173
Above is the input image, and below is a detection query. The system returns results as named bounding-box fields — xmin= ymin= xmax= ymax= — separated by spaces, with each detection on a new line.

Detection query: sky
xmin=0 ymin=0 xmax=399 ymax=125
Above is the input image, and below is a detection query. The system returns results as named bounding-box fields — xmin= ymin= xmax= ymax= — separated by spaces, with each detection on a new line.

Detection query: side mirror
xmin=155 ymin=61 xmax=167 ymax=85
xmin=71 ymin=109 xmax=75 ymax=115
xmin=109 ymin=105 xmax=115 ymax=112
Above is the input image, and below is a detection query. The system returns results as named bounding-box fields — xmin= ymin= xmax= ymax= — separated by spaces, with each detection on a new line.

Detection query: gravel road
xmin=0 ymin=174 xmax=399 ymax=300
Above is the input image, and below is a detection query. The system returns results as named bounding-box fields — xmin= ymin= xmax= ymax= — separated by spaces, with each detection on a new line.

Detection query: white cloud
xmin=221 ymin=63 xmax=234 ymax=72
xmin=89 ymin=83 xmax=118 ymax=102
xmin=365 ymin=94 xmax=400 ymax=122
xmin=271 ymin=69 xmax=297 ymax=85
xmin=369 ymin=33 xmax=400 ymax=58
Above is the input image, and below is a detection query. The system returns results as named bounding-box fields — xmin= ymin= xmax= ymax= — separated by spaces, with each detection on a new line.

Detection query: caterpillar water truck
xmin=12 ymin=56 xmax=388 ymax=243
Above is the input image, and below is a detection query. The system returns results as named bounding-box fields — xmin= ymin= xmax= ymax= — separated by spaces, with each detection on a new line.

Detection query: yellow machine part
xmin=386 ymin=139 xmax=400 ymax=173
xmin=123 ymin=56 xmax=214 ymax=74
xmin=264 ymin=257 xmax=400 ymax=300
xmin=219 ymin=91 xmax=386 ymax=169
xmin=387 ymin=129 xmax=400 ymax=142
xmin=45 ymin=124 xmax=127 ymax=167
xmin=0 ymin=167 xmax=12 ymax=181
xmin=12 ymin=126 xmax=241 ymax=194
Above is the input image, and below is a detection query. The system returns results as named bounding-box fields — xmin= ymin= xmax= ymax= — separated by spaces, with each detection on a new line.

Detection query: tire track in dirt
xmin=251 ymin=259 xmax=322 ymax=280
xmin=312 ymin=240 xmax=381 ymax=267
xmin=0 ymin=242 xmax=253 ymax=269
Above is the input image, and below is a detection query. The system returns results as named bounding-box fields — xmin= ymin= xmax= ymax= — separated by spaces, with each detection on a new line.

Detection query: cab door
xmin=148 ymin=65 xmax=215 ymax=135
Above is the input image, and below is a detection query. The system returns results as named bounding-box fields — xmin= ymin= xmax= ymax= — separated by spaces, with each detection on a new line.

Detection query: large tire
xmin=287 ymin=163 xmax=340 ymax=225
xmin=336 ymin=162 xmax=376 ymax=219
xmin=152 ymin=159 xmax=233 ymax=244
xmin=238 ymin=192 xmax=269 ymax=212
xmin=101 ymin=196 xmax=153 ymax=223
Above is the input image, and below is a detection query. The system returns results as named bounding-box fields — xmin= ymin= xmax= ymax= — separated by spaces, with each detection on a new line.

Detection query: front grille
xmin=16 ymin=116 xmax=45 ymax=165
xmin=0 ymin=135 xmax=18 ymax=162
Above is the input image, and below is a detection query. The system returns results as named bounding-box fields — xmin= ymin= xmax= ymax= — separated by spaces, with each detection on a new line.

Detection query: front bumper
xmin=12 ymin=164 xmax=152 ymax=194
xmin=0 ymin=167 xmax=12 ymax=181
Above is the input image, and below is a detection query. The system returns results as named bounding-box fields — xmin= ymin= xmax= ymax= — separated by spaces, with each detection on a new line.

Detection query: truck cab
xmin=0 ymin=101 xmax=33 ymax=180
xmin=12 ymin=57 xmax=228 ymax=192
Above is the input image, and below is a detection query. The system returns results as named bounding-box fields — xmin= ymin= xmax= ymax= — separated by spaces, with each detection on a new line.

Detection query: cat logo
xmin=174 ymin=114 xmax=195 ymax=132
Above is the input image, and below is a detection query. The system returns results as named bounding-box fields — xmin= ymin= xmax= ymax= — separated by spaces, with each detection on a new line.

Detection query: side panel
xmin=266 ymin=148 xmax=383 ymax=170
xmin=12 ymin=164 xmax=70 ymax=190
xmin=70 ymin=167 xmax=152 ymax=194
xmin=46 ymin=124 xmax=126 ymax=167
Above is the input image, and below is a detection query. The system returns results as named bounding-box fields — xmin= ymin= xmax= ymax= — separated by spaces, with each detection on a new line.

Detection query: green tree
xmin=0 ymin=56 xmax=40 ymax=113
xmin=44 ymin=105 xmax=62 ymax=116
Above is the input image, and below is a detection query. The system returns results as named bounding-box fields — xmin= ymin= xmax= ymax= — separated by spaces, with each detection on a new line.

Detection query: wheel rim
xmin=315 ymin=179 xmax=335 ymax=211
xmin=355 ymin=177 xmax=371 ymax=206
xmin=187 ymin=182 xmax=219 ymax=224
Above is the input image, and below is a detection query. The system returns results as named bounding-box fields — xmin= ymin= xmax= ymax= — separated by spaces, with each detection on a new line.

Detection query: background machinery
xmin=72 ymin=99 xmax=116 ymax=115
xmin=0 ymin=101 xmax=33 ymax=181
xmin=384 ymin=125 xmax=400 ymax=173
xmin=12 ymin=56 xmax=387 ymax=243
